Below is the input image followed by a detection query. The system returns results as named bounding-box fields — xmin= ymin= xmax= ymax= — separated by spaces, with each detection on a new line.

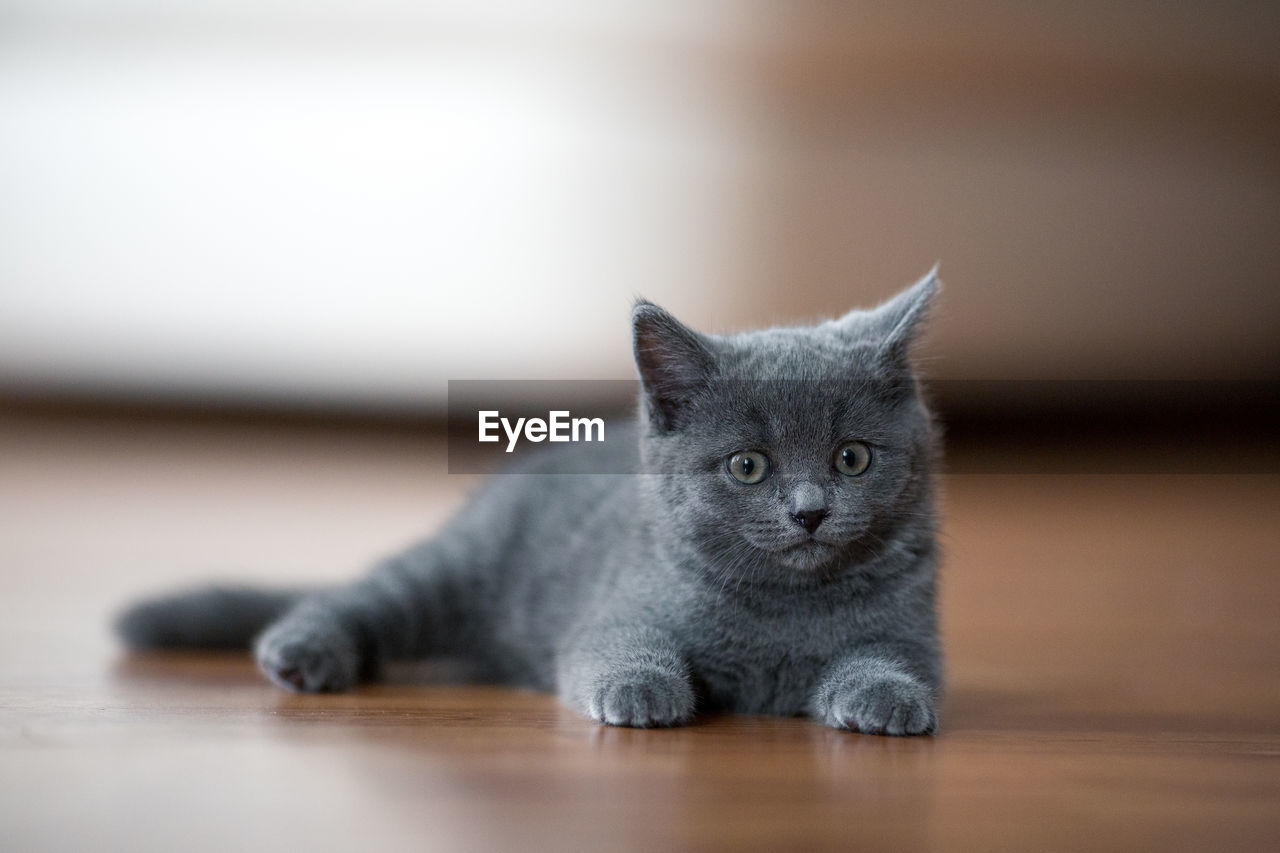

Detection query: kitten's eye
xmin=727 ymin=451 xmax=769 ymax=484
xmin=835 ymin=441 xmax=872 ymax=476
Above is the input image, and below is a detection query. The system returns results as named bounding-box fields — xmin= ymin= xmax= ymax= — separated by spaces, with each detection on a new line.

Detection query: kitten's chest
xmin=683 ymin=609 xmax=846 ymax=715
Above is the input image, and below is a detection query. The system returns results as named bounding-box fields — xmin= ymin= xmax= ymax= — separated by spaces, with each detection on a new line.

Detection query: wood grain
xmin=0 ymin=413 xmax=1276 ymax=851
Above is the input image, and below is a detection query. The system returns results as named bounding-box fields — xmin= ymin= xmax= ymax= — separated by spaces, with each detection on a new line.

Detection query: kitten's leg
xmin=256 ymin=538 xmax=486 ymax=692
xmin=811 ymin=644 xmax=940 ymax=736
xmin=557 ymin=625 xmax=696 ymax=727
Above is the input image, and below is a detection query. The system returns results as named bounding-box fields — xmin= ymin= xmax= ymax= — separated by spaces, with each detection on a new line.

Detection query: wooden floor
xmin=0 ymin=412 xmax=1277 ymax=852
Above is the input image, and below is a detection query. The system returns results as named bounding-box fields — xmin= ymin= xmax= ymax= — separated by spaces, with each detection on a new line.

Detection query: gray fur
xmin=115 ymin=586 xmax=307 ymax=651
xmin=116 ymin=269 xmax=944 ymax=733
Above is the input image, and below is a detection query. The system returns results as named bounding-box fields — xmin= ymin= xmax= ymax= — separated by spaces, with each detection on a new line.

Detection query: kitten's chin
xmin=772 ymin=539 xmax=839 ymax=573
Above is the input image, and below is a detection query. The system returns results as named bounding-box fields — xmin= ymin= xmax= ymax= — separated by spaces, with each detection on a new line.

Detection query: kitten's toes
xmin=825 ymin=676 xmax=936 ymax=736
xmin=589 ymin=669 xmax=695 ymax=728
xmin=255 ymin=621 xmax=360 ymax=693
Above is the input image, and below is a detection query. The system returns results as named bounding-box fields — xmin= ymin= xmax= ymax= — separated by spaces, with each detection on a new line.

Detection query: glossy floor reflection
xmin=1 ymin=413 xmax=1277 ymax=851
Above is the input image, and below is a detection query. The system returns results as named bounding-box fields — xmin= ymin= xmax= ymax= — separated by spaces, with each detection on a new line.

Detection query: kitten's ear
xmin=838 ymin=266 xmax=941 ymax=367
xmin=632 ymin=299 xmax=717 ymax=431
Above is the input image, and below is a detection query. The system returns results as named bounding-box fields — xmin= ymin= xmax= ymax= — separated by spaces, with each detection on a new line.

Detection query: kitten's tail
xmin=114 ymin=585 xmax=309 ymax=651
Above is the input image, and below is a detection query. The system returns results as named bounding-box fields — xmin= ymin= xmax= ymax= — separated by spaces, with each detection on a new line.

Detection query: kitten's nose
xmin=791 ymin=509 xmax=828 ymax=534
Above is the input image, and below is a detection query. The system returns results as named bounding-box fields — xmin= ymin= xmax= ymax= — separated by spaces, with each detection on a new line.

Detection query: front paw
xmin=821 ymin=676 xmax=936 ymax=736
xmin=587 ymin=668 xmax=695 ymax=728
xmin=255 ymin=620 xmax=360 ymax=693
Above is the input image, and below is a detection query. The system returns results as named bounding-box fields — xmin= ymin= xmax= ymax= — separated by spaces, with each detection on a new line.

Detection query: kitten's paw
xmin=587 ymin=668 xmax=695 ymax=728
xmin=255 ymin=620 xmax=360 ymax=693
xmin=822 ymin=676 xmax=936 ymax=736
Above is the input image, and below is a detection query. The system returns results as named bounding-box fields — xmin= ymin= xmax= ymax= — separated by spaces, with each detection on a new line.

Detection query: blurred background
xmin=0 ymin=0 xmax=1277 ymax=431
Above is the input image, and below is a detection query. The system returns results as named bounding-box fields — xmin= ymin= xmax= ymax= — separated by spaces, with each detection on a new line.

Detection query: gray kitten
xmin=118 ymin=270 xmax=943 ymax=734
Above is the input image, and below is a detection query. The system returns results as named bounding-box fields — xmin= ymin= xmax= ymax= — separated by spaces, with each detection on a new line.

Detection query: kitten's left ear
xmin=632 ymin=299 xmax=717 ymax=431
xmin=844 ymin=265 xmax=942 ymax=367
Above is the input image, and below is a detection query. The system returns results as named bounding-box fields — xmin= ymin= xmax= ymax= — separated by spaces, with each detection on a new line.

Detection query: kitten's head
xmin=633 ymin=268 xmax=940 ymax=587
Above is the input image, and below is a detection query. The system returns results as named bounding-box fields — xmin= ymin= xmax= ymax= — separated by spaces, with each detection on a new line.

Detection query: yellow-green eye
xmin=835 ymin=441 xmax=871 ymax=476
xmin=727 ymin=451 xmax=769 ymax=484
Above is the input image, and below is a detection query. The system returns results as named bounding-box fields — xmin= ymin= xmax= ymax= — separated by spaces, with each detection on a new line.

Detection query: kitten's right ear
xmin=632 ymin=300 xmax=717 ymax=431
xmin=835 ymin=265 xmax=942 ymax=369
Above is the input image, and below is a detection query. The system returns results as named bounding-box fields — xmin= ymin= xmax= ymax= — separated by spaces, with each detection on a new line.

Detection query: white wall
xmin=0 ymin=2 xmax=767 ymax=410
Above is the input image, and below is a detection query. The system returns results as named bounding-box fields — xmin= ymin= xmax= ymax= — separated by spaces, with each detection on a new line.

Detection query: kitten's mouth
xmin=735 ymin=533 xmax=842 ymax=573
xmin=772 ymin=537 xmax=838 ymax=570
xmin=785 ymin=532 xmax=838 ymax=550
